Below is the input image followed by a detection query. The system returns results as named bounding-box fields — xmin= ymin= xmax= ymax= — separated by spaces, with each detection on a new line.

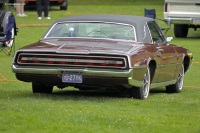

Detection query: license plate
xmin=62 ymin=72 xmax=83 ymax=83
xmin=193 ymin=18 xmax=200 ymax=24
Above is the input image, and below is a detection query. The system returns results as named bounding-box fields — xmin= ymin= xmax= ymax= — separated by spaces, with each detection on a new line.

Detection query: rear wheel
xmin=130 ymin=67 xmax=150 ymax=99
xmin=166 ymin=64 xmax=184 ymax=93
xmin=0 ymin=3 xmax=3 ymax=9
xmin=174 ymin=24 xmax=188 ymax=38
xmin=32 ymin=83 xmax=53 ymax=93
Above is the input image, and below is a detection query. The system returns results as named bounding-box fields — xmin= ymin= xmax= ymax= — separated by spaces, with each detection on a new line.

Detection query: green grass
xmin=0 ymin=83 xmax=200 ymax=132
xmin=0 ymin=0 xmax=200 ymax=132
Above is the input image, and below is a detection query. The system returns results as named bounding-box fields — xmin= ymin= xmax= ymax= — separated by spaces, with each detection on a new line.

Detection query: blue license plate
xmin=62 ymin=72 xmax=83 ymax=83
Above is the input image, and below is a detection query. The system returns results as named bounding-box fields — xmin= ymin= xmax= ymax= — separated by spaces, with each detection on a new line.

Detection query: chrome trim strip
xmin=150 ymin=80 xmax=177 ymax=89
xmin=21 ymin=57 xmax=124 ymax=64
xmin=12 ymin=65 xmax=132 ymax=77
xmin=44 ymin=36 xmax=137 ymax=43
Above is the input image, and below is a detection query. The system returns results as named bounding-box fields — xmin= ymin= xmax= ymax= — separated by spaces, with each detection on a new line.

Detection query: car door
xmin=148 ymin=22 xmax=177 ymax=82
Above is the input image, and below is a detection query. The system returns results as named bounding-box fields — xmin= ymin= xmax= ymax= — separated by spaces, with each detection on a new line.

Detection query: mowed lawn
xmin=0 ymin=0 xmax=200 ymax=132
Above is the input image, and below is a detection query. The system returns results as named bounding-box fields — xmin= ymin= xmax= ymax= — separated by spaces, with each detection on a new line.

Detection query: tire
xmin=130 ymin=67 xmax=150 ymax=99
xmin=166 ymin=64 xmax=184 ymax=93
xmin=174 ymin=24 xmax=188 ymax=38
xmin=60 ymin=0 xmax=68 ymax=10
xmin=0 ymin=4 xmax=3 ymax=10
xmin=32 ymin=82 xmax=53 ymax=94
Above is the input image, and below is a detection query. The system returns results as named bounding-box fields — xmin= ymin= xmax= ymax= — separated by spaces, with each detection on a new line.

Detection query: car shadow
xmin=52 ymin=89 xmax=131 ymax=99
xmin=150 ymin=88 xmax=167 ymax=95
xmin=51 ymin=87 xmax=167 ymax=99
xmin=11 ymin=87 xmax=168 ymax=100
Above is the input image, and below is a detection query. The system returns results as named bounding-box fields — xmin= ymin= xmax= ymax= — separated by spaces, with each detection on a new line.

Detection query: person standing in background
xmin=36 ymin=0 xmax=51 ymax=20
xmin=16 ymin=0 xmax=27 ymax=17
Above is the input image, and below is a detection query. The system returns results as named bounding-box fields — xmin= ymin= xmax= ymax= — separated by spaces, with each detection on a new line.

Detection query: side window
xmin=148 ymin=22 xmax=165 ymax=43
xmin=143 ymin=24 xmax=152 ymax=43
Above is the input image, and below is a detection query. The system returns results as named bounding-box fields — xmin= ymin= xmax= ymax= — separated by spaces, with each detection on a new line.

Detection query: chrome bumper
xmin=164 ymin=17 xmax=200 ymax=25
xmin=12 ymin=64 xmax=146 ymax=87
xmin=164 ymin=17 xmax=192 ymax=25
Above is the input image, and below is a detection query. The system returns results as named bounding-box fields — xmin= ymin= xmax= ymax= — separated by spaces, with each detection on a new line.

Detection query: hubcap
xmin=141 ymin=68 xmax=150 ymax=98
xmin=177 ymin=66 xmax=184 ymax=90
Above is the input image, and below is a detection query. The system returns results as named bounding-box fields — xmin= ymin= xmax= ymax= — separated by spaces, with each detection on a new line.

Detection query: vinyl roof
xmin=54 ymin=14 xmax=154 ymax=26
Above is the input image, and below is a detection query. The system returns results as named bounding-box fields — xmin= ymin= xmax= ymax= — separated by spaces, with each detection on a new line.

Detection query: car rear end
xmin=164 ymin=0 xmax=200 ymax=24
xmin=11 ymin=41 xmax=140 ymax=89
xmin=13 ymin=52 xmax=126 ymax=79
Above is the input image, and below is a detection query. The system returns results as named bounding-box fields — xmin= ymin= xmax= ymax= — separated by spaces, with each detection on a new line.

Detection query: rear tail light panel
xmin=17 ymin=53 xmax=127 ymax=69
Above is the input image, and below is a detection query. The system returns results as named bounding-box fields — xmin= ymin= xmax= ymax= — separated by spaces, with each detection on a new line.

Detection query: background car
xmin=11 ymin=14 xmax=193 ymax=99
xmin=164 ymin=0 xmax=200 ymax=38
xmin=25 ymin=0 xmax=68 ymax=10
xmin=0 ymin=0 xmax=67 ymax=10
xmin=0 ymin=0 xmax=6 ymax=9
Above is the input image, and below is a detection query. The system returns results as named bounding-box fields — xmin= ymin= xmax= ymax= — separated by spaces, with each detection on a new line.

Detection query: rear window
xmin=45 ymin=22 xmax=136 ymax=41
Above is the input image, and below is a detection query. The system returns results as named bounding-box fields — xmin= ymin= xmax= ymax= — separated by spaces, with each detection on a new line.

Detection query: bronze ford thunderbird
xmin=12 ymin=15 xmax=193 ymax=99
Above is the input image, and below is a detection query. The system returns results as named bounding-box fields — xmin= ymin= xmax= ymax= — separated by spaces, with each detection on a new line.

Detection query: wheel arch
xmin=148 ymin=59 xmax=156 ymax=83
xmin=183 ymin=55 xmax=191 ymax=73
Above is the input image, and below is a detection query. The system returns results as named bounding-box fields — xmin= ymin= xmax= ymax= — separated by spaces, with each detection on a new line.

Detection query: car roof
xmin=47 ymin=14 xmax=156 ymax=42
xmin=54 ymin=14 xmax=154 ymax=26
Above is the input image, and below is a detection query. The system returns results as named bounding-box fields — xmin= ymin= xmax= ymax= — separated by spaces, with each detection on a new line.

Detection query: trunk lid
xmin=21 ymin=38 xmax=141 ymax=55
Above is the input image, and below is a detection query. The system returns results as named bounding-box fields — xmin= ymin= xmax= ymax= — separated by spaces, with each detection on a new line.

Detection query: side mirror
xmin=166 ymin=37 xmax=173 ymax=43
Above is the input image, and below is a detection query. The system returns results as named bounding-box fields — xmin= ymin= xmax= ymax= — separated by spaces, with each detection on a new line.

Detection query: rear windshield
xmin=45 ymin=22 xmax=136 ymax=41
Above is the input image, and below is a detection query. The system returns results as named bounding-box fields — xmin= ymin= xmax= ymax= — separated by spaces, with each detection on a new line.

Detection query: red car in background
xmin=0 ymin=0 xmax=67 ymax=10
xmin=25 ymin=0 xmax=68 ymax=10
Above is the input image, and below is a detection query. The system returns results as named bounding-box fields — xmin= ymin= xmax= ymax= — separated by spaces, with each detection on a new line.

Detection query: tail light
xmin=165 ymin=3 xmax=168 ymax=12
xmin=17 ymin=53 xmax=127 ymax=69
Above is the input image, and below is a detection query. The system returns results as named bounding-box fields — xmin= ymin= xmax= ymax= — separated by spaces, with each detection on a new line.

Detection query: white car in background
xmin=164 ymin=0 xmax=200 ymax=38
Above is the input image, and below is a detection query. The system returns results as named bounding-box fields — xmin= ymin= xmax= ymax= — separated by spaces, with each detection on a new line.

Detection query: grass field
xmin=0 ymin=0 xmax=200 ymax=132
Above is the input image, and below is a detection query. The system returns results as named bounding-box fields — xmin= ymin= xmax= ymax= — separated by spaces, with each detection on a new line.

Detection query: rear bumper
xmin=12 ymin=64 xmax=146 ymax=87
xmin=164 ymin=14 xmax=200 ymax=25
xmin=16 ymin=73 xmax=129 ymax=87
xmin=164 ymin=18 xmax=192 ymax=25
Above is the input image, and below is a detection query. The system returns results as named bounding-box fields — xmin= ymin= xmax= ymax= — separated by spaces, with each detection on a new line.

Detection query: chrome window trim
xmin=146 ymin=21 xmax=166 ymax=44
xmin=44 ymin=21 xmax=137 ymax=42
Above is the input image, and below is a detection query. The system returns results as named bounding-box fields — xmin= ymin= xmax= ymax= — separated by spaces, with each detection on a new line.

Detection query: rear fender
xmin=128 ymin=57 xmax=151 ymax=87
